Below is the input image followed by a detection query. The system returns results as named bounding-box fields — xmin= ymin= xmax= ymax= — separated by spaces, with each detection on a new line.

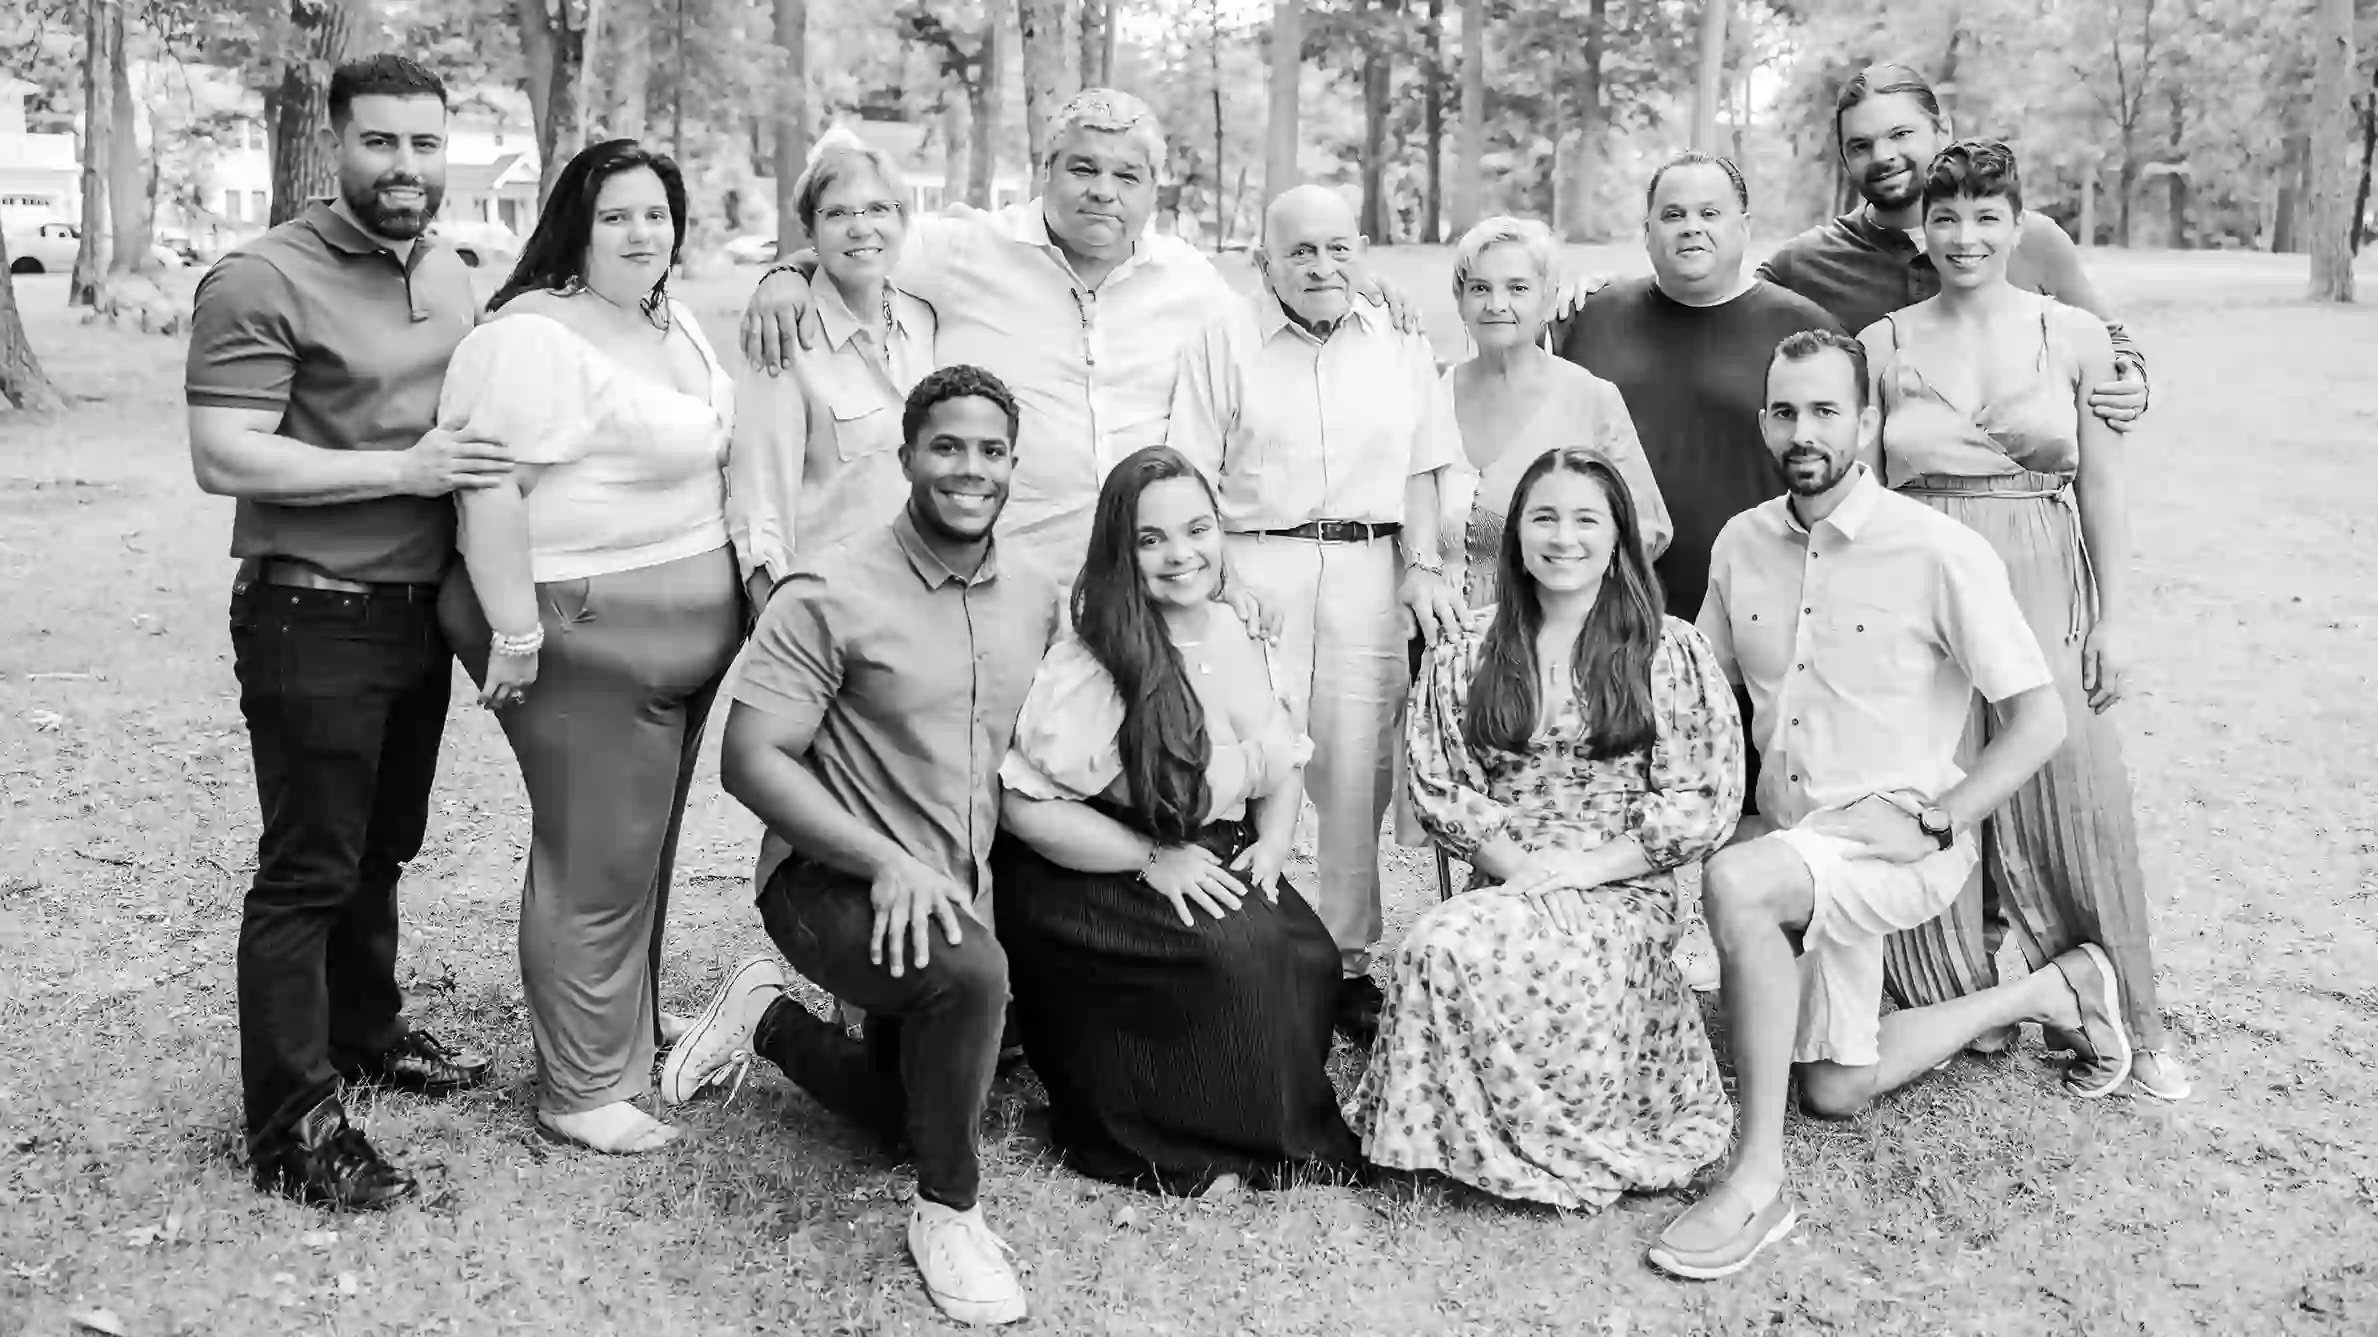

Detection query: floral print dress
xmin=1348 ymin=616 xmax=1744 ymax=1210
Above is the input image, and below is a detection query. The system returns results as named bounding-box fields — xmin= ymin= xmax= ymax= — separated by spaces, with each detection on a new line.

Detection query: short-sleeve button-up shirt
xmin=891 ymin=203 xmax=1240 ymax=577
xmin=732 ymin=509 xmax=1060 ymax=896
xmin=184 ymin=200 xmax=478 ymax=583
xmin=1165 ymin=294 xmax=1461 ymax=532
xmin=1696 ymin=466 xmax=2052 ymax=826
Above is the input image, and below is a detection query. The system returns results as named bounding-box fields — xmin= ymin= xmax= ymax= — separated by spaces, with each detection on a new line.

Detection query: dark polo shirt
xmin=734 ymin=510 xmax=1062 ymax=898
xmin=1756 ymin=207 xmax=2141 ymax=369
xmin=186 ymin=201 xmax=478 ymax=584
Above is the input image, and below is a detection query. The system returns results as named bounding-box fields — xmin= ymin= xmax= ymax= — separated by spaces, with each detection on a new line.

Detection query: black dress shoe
xmin=1334 ymin=975 xmax=1385 ymax=1046
xmin=253 ymin=1093 xmax=419 ymax=1212
xmin=345 ymin=1028 xmax=493 ymax=1095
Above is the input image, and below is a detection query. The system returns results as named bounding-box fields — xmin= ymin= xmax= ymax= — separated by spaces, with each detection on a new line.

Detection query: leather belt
xmin=1259 ymin=520 xmax=1402 ymax=544
xmin=251 ymin=558 xmax=440 ymax=601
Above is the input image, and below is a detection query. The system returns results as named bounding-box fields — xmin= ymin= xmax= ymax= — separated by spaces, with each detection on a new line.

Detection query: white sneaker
xmin=658 ymin=955 xmax=788 ymax=1105
xmin=907 ymin=1198 xmax=1027 ymax=1326
xmin=1673 ymin=918 xmax=1721 ymax=994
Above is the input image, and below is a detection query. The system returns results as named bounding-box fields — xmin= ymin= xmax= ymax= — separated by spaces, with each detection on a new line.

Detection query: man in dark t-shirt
xmin=1553 ymin=152 xmax=1841 ymax=624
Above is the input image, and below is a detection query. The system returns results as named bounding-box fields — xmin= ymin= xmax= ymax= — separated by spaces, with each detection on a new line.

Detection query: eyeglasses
xmin=818 ymin=202 xmax=904 ymax=225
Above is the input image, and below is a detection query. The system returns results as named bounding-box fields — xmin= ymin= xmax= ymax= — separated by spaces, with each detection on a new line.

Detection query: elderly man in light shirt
xmin=738 ymin=90 xmax=1232 ymax=584
xmin=1167 ymin=184 xmax=1465 ymax=1044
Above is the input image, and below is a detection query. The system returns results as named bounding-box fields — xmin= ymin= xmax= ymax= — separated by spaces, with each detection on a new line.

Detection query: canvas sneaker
xmin=908 ymin=1198 xmax=1027 ymax=1326
xmin=658 ymin=956 xmax=788 ymax=1105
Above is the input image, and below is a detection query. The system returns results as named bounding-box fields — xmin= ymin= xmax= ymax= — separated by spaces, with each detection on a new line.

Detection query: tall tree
xmin=107 ymin=6 xmax=158 ymax=277
xmin=1550 ymin=0 xmax=1607 ymax=241
xmin=268 ymin=0 xmax=366 ymax=228
xmin=1208 ymin=0 xmax=1226 ymax=242
xmin=2066 ymin=0 xmax=2164 ymax=246
xmin=2352 ymin=62 xmax=2375 ymax=255
xmin=1421 ymin=0 xmax=1442 ymax=243
xmin=606 ymin=0 xmax=652 ymax=140
xmin=1449 ymin=0 xmax=1482 ymax=234
xmin=1264 ymin=0 xmax=1301 ymax=206
xmin=771 ymin=0 xmax=807 ymax=253
xmin=70 ymin=0 xmax=117 ymax=306
xmin=1019 ymin=0 xmax=1075 ymax=170
xmin=1356 ymin=0 xmax=1393 ymax=241
xmin=2307 ymin=0 xmax=2355 ymax=298
xmin=1079 ymin=0 xmax=1115 ymax=86
xmin=905 ymin=4 xmax=1003 ymax=207
xmin=0 ymin=232 xmax=62 ymax=412
xmin=1690 ymin=0 xmax=1728 ymax=152
xmin=518 ymin=0 xmax=599 ymax=204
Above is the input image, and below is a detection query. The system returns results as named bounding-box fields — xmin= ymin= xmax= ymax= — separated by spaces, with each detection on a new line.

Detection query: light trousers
xmin=1225 ymin=533 xmax=1407 ymax=973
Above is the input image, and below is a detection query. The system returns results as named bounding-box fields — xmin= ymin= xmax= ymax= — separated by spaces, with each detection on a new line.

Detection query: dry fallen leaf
xmin=69 ymin=1307 xmax=128 ymax=1336
xmin=300 ymin=1230 xmax=338 ymax=1249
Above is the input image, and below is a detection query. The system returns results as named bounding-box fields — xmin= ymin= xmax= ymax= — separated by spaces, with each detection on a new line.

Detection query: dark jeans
xmin=756 ymin=857 xmax=1007 ymax=1210
xmin=228 ymin=578 xmax=451 ymax=1149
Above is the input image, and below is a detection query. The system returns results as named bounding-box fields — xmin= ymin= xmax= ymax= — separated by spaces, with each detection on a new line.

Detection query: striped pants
xmin=1881 ymin=474 xmax=2168 ymax=1049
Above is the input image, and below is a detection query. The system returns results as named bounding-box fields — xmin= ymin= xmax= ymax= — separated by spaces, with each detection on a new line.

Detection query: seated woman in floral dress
xmin=1349 ymin=447 xmax=1744 ymax=1211
xmin=992 ymin=446 xmax=1361 ymax=1194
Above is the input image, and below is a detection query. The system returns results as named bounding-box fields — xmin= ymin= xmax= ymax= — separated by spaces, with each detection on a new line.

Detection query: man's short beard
xmin=1860 ymin=173 xmax=1922 ymax=212
xmin=343 ymin=176 xmax=441 ymax=240
xmin=1784 ymin=450 xmax=1857 ymax=497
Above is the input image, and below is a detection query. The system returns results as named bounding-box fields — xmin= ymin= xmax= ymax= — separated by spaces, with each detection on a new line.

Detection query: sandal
xmin=535 ymin=1103 xmax=681 ymax=1156
xmin=2128 ymin=1050 xmax=2194 ymax=1102
xmin=1647 ymin=1181 xmax=1799 ymax=1281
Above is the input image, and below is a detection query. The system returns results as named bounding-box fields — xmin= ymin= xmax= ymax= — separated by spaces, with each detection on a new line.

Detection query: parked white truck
xmin=4 ymin=220 xmax=82 ymax=274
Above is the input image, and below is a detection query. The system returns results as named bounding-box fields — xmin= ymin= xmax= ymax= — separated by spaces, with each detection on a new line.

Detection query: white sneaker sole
xmin=658 ymin=956 xmax=784 ymax=1106
xmin=2059 ymin=943 xmax=2134 ymax=1100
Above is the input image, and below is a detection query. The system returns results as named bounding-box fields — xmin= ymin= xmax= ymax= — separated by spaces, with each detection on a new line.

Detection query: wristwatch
xmin=1880 ymin=790 xmax=1955 ymax=850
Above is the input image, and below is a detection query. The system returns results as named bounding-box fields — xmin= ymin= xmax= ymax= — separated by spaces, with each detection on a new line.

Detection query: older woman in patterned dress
xmin=1349 ymin=448 xmax=1743 ymax=1210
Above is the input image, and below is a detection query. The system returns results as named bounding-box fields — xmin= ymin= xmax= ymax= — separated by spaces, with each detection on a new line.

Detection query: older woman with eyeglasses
xmin=1440 ymin=217 xmax=1671 ymax=610
xmin=728 ymin=128 xmax=938 ymax=613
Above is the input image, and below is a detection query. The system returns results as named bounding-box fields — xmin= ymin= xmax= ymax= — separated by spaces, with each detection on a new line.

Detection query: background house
xmin=0 ymin=77 xmax=80 ymax=237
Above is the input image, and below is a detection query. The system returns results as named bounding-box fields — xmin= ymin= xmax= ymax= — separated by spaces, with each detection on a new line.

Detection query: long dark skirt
xmin=990 ymin=809 xmax=1360 ymax=1195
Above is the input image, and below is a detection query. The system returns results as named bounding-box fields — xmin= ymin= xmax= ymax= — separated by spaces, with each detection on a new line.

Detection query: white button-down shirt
xmin=891 ymin=202 xmax=1239 ymax=576
xmin=1697 ymin=466 xmax=2052 ymax=825
xmin=727 ymin=272 xmax=935 ymax=586
xmin=1165 ymin=294 xmax=1461 ymax=532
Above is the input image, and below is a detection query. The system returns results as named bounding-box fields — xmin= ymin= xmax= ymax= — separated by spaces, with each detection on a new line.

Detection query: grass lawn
xmin=3 ymin=246 xmax=2376 ymax=1336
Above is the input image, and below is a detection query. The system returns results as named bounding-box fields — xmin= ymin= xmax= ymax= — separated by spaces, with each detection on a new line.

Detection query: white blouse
xmin=439 ymin=304 xmax=737 ymax=584
xmin=999 ymin=607 xmax=1314 ymax=824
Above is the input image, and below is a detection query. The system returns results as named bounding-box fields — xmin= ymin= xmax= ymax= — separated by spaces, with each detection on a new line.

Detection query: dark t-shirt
xmin=186 ymin=202 xmax=477 ymax=584
xmin=1551 ymin=277 xmax=1841 ymax=621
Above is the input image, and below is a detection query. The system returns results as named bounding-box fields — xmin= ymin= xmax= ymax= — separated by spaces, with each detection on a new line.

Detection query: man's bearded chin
xmin=344 ymin=176 xmax=441 ymax=239
xmin=1862 ymin=168 xmax=1921 ymax=211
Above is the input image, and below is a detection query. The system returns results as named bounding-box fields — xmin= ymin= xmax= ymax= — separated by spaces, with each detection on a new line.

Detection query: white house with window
xmin=0 ymin=77 xmax=78 ymax=236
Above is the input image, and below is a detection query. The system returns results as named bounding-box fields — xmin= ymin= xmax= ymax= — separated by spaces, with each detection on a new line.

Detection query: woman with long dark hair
xmin=1350 ymin=448 xmax=1743 ymax=1210
xmin=991 ymin=446 xmax=1358 ymax=1193
xmin=434 ymin=138 xmax=744 ymax=1153
xmin=1859 ymin=140 xmax=2187 ymax=1100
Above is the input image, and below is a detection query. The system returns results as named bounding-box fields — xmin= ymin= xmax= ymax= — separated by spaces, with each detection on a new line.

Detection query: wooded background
xmin=0 ymin=0 xmax=2370 ymax=409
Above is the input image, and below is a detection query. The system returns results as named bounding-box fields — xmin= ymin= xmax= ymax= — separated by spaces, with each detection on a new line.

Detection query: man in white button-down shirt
xmin=1166 ymin=184 xmax=1465 ymax=1042
xmin=739 ymin=91 xmax=1237 ymax=585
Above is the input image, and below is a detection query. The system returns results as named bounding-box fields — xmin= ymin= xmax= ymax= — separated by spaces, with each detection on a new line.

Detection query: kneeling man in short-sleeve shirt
xmin=1645 ymin=330 xmax=2136 ymax=1281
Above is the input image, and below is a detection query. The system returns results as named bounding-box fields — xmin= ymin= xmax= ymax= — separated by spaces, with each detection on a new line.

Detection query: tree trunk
xmin=1208 ymin=0 xmax=1226 ymax=244
xmin=772 ymin=0 xmax=808 ymax=251
xmin=0 ymin=231 xmax=62 ymax=412
xmin=519 ymin=0 xmax=598 ymax=206
xmin=268 ymin=0 xmax=363 ymax=229
xmin=2273 ymin=132 xmax=2310 ymax=253
xmin=2306 ymin=0 xmax=2355 ymax=299
xmin=1079 ymin=0 xmax=1114 ymax=87
xmin=1019 ymin=0 xmax=1075 ymax=173
xmin=1449 ymin=0 xmax=1482 ymax=235
xmin=607 ymin=0 xmax=651 ymax=141
xmin=1421 ymin=0 xmax=1442 ymax=243
xmin=107 ymin=15 xmax=156 ymax=276
xmin=70 ymin=0 xmax=117 ymax=307
xmin=2351 ymin=65 xmax=2376 ymax=255
xmin=942 ymin=88 xmax=971 ymax=209
xmin=2115 ymin=125 xmax=2138 ymax=246
xmin=1551 ymin=0 xmax=1604 ymax=241
xmin=1357 ymin=0 xmax=1391 ymax=241
xmin=2163 ymin=86 xmax=2189 ymax=249
xmin=967 ymin=7 xmax=1003 ymax=208
xmin=1263 ymin=0 xmax=1302 ymax=208
xmin=1690 ymin=0 xmax=1727 ymax=153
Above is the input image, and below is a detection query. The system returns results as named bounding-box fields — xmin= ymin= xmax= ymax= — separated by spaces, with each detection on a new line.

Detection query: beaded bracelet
xmin=1138 ymin=844 xmax=1161 ymax=883
xmin=490 ymin=627 xmax=545 ymax=658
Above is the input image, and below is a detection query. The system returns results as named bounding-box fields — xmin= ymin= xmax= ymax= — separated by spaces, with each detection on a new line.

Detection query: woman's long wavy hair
xmin=1465 ymin=449 xmax=1665 ymax=760
xmin=492 ymin=138 xmax=688 ymax=317
xmin=1071 ymin=446 xmax=1215 ymax=843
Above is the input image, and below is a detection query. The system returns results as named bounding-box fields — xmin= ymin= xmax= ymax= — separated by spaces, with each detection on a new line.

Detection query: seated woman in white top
xmin=991 ymin=446 xmax=1360 ymax=1193
xmin=435 ymin=139 xmax=744 ymax=1155
xmin=728 ymin=128 xmax=937 ymax=611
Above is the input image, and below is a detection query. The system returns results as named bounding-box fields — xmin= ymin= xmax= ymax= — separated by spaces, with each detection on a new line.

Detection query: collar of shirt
xmin=807 ymin=269 xmax=911 ymax=353
xmin=1781 ymin=463 xmax=1886 ymax=542
xmin=1841 ymin=205 xmax=1935 ymax=269
xmin=1255 ymin=289 xmax=1383 ymax=345
xmin=892 ymin=507 xmax=1006 ymax=590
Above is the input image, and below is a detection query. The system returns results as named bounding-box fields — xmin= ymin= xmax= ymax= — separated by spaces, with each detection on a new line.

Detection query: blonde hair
xmin=1450 ymin=215 xmax=1560 ymax=298
xmin=790 ymin=126 xmax=908 ymax=238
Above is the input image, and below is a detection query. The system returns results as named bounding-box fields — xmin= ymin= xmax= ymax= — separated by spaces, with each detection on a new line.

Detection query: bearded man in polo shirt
xmin=187 ymin=53 xmax=499 ymax=1211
